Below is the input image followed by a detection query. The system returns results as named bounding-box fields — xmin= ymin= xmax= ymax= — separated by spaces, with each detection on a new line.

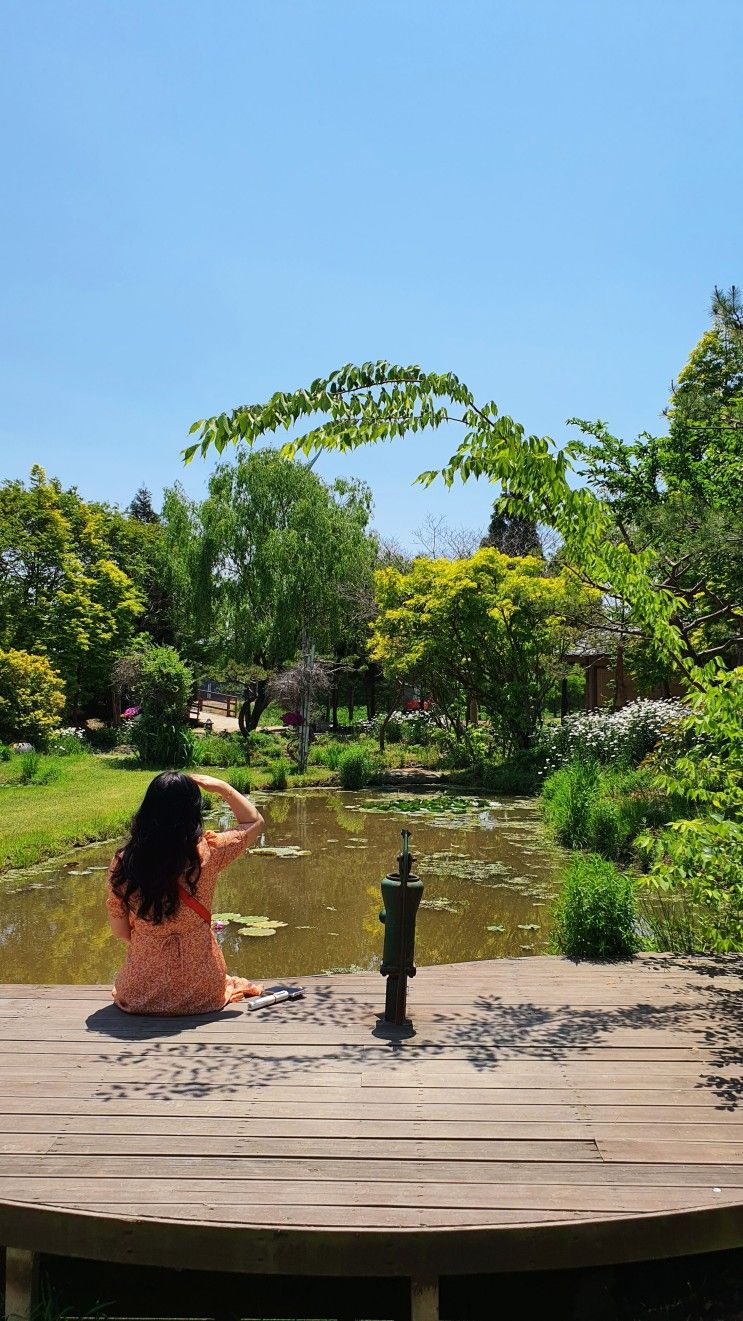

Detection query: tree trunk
xmin=238 ymin=679 xmax=270 ymax=736
xmin=347 ymin=683 xmax=355 ymax=725
xmin=297 ymin=638 xmax=315 ymax=773
xmin=248 ymin=680 xmax=270 ymax=732
xmin=378 ymin=685 xmax=403 ymax=753
xmin=365 ymin=666 xmax=378 ymax=720
xmin=331 ymin=681 xmax=339 ymax=731
xmin=613 ymin=647 xmax=626 ymax=711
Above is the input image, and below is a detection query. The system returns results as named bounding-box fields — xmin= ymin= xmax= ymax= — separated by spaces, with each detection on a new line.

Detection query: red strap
xmin=178 ymin=883 xmax=211 ymax=925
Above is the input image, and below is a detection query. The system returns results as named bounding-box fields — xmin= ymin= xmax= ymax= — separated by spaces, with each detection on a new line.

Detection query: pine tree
xmin=129 ymin=486 xmax=160 ymax=524
xmin=480 ymin=506 xmax=542 ymax=557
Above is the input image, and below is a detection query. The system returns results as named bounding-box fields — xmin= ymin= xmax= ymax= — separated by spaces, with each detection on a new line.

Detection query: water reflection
xmin=0 ymin=790 xmax=562 ymax=983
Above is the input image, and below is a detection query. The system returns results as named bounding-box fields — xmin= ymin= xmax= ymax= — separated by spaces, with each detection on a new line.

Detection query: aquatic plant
xmin=551 ymin=855 xmax=639 ymax=960
xmin=338 ymin=745 xmax=373 ymax=789
xmin=542 ymin=760 xmax=673 ymax=860
xmin=227 ymin=767 xmax=252 ymax=795
xmin=267 ymin=758 xmax=290 ymax=790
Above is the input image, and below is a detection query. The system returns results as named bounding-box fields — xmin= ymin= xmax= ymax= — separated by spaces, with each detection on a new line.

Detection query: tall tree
xmin=164 ymin=449 xmax=377 ymax=733
xmin=0 ymin=467 xmax=143 ymax=713
xmin=128 ymin=486 xmax=161 ymax=524
xmin=371 ymin=549 xmax=591 ymax=750
xmin=480 ymin=506 xmax=542 ymax=557
xmin=661 ymin=284 xmax=743 ymax=510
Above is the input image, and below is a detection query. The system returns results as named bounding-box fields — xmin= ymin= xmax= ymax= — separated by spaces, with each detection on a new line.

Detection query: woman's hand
xmin=190 ymin=774 xmax=230 ymax=794
xmin=191 ymin=773 xmax=264 ymax=834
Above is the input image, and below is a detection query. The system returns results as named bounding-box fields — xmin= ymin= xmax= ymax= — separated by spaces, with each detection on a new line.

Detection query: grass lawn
xmin=0 ymin=755 xmax=336 ymax=873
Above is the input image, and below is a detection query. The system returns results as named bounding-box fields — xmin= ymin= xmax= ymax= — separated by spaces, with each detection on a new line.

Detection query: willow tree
xmin=166 ymin=448 xmax=376 ymax=735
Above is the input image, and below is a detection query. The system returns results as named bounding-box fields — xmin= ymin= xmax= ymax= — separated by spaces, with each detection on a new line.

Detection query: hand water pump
xmin=379 ymin=830 xmax=423 ymax=1025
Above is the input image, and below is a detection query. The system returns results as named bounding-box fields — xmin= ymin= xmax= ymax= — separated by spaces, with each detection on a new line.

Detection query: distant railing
xmin=190 ymin=689 xmax=241 ymax=720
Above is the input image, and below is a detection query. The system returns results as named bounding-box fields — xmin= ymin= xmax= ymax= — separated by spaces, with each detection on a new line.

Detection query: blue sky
xmin=1 ymin=0 xmax=740 ymax=546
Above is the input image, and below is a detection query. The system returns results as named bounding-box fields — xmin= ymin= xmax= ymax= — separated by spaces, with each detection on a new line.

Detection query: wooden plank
xmin=600 ymin=1139 xmax=743 ymax=1164
xmin=5 ymin=1155 xmax=743 ymax=1187
xmin=0 ymin=1087 xmax=728 ymax=1113
xmin=44 ymin=1202 xmax=630 ymax=1228
xmin=38 ymin=1121 xmax=743 ymax=1151
xmin=0 ymin=1138 xmax=600 ymax=1172
xmin=2 ymin=1105 xmax=741 ymax=1136
xmin=0 ymin=1178 xmax=737 ymax=1213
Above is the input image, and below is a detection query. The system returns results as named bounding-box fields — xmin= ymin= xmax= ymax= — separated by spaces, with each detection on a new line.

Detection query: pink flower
xmin=122 ymin=706 xmax=141 ymax=719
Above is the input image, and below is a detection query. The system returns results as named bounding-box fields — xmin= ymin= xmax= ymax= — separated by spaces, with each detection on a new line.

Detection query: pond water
xmin=0 ymin=789 xmax=563 ymax=984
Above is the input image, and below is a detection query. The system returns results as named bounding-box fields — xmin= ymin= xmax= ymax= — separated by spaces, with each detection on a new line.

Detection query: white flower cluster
xmin=539 ymin=698 xmax=686 ymax=770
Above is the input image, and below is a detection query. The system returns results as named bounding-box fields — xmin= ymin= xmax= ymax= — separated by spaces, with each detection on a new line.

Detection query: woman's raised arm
xmin=190 ymin=774 xmax=264 ymax=843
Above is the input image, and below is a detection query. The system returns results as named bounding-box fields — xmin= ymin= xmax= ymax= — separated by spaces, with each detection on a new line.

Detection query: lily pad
xmin=238 ymin=926 xmax=276 ymax=937
xmin=213 ymin=913 xmax=287 ymax=930
xmin=517 ymin=923 xmax=540 ymax=931
xmin=420 ymin=897 xmax=460 ymax=913
xmin=487 ymin=924 xmax=505 ymax=933
xmin=252 ymin=846 xmax=311 ymax=858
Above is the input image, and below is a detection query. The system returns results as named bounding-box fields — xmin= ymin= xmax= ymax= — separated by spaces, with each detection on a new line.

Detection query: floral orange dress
xmin=106 ymin=826 xmax=258 ymax=1015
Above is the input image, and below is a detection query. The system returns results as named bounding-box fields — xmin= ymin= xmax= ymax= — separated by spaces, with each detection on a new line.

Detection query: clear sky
xmin=1 ymin=0 xmax=740 ymax=547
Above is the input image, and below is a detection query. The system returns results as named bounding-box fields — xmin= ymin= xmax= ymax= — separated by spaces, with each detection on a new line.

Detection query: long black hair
xmin=110 ymin=771 xmax=203 ymax=923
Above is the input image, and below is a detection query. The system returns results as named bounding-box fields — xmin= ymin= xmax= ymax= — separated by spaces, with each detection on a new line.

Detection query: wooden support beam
xmin=4 ymin=1248 xmax=39 ymax=1321
xmin=410 ymin=1274 xmax=439 ymax=1321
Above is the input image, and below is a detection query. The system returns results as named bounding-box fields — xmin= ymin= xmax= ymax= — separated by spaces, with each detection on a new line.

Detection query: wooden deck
xmin=1 ymin=954 xmax=743 ymax=1318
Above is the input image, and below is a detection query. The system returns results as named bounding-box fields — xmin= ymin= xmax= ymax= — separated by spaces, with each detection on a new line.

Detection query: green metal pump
xmin=379 ymin=830 xmax=424 ymax=1025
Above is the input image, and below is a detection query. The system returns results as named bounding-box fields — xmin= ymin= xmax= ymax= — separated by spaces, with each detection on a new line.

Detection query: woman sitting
xmin=107 ymin=771 xmax=264 ymax=1015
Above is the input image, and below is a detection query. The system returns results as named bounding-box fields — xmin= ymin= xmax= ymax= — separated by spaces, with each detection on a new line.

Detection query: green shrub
xmin=247 ymin=730 xmax=288 ymax=764
xmin=338 ymin=745 xmax=372 ymax=789
xmin=195 ymin=733 xmax=248 ymax=767
xmin=131 ymin=715 xmax=195 ymax=769
xmin=0 ymin=743 xmax=12 ymax=762
xmin=543 ymin=760 xmax=675 ymax=860
xmin=130 ymin=647 xmax=195 ymax=768
xmin=18 ymin=751 xmax=63 ymax=786
xmin=83 ymin=726 xmax=119 ymax=753
xmin=0 ymin=649 xmax=65 ymax=746
xmin=267 ymin=757 xmax=290 ymax=790
xmin=18 ymin=750 xmax=41 ymax=784
xmin=479 ymin=750 xmax=541 ymax=795
xmin=542 ymin=758 xmax=599 ymax=848
xmin=227 ymin=767 xmax=252 ymax=795
xmin=636 ymin=668 xmax=743 ymax=952
xmin=552 ymin=855 xmax=640 ymax=960
xmin=48 ymin=728 xmax=90 ymax=757
xmin=310 ymin=739 xmax=344 ymax=770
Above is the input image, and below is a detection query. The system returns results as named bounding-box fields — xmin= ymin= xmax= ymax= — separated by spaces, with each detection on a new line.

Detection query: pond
xmin=0 ymin=789 xmax=563 ymax=984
